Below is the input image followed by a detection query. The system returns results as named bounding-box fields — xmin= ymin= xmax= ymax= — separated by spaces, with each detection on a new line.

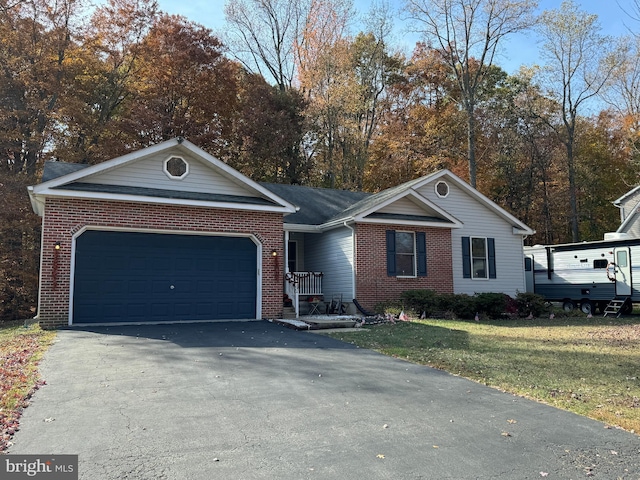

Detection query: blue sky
xmin=155 ymin=0 xmax=637 ymax=75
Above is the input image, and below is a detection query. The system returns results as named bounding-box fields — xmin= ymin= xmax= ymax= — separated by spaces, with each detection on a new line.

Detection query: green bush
xmin=373 ymin=300 xmax=404 ymax=315
xmin=400 ymin=289 xmax=439 ymax=316
xmin=436 ymin=293 xmax=476 ymax=319
xmin=474 ymin=292 xmax=509 ymax=319
xmin=515 ymin=292 xmax=548 ymax=317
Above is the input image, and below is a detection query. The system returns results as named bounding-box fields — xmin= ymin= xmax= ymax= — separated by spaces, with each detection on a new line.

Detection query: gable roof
xmin=265 ymin=169 xmax=533 ymax=235
xmin=29 ymin=140 xmax=533 ymax=236
xmin=28 ymin=139 xmax=297 ymax=216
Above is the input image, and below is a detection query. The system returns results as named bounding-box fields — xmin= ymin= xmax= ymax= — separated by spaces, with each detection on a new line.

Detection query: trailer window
xmin=616 ymin=250 xmax=628 ymax=268
xmin=593 ymin=259 xmax=607 ymax=269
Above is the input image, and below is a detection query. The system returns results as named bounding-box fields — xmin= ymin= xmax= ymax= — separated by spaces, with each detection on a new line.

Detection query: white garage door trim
xmin=69 ymin=225 xmax=263 ymax=325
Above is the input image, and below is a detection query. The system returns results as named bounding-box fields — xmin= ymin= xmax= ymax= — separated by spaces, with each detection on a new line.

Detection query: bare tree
xmin=404 ymin=0 xmax=538 ymax=187
xmin=537 ymin=0 xmax=620 ymax=242
xmin=224 ymin=0 xmax=312 ymax=91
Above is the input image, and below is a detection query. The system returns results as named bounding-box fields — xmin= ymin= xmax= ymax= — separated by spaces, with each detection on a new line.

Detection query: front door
xmin=614 ymin=247 xmax=632 ymax=297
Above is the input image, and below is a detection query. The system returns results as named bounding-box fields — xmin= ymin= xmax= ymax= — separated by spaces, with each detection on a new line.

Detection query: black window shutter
xmin=416 ymin=232 xmax=427 ymax=277
xmin=386 ymin=230 xmax=396 ymax=276
xmin=488 ymin=238 xmax=496 ymax=278
xmin=462 ymin=237 xmax=471 ymax=278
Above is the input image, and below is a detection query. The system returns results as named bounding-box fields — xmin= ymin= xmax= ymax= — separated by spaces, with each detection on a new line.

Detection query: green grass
xmin=328 ymin=317 xmax=640 ymax=433
xmin=0 ymin=322 xmax=56 ymax=450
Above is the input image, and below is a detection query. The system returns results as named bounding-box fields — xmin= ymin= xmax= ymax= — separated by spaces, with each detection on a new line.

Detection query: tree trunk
xmin=467 ymin=106 xmax=477 ymax=188
xmin=566 ymin=137 xmax=579 ymax=242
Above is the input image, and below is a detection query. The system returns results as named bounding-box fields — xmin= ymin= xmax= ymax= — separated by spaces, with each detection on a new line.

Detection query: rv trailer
xmin=524 ymin=234 xmax=639 ymax=315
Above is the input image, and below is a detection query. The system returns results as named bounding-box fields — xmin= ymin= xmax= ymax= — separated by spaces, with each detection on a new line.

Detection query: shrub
xmin=373 ymin=300 xmax=404 ymax=315
xmin=515 ymin=292 xmax=548 ymax=317
xmin=436 ymin=293 xmax=476 ymax=320
xmin=474 ymin=292 xmax=509 ymax=319
xmin=400 ymin=290 xmax=439 ymax=316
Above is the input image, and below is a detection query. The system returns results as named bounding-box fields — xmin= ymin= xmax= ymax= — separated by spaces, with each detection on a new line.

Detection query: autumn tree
xmin=0 ymin=0 xmax=82 ymax=175
xmin=230 ymin=73 xmax=308 ymax=183
xmin=404 ymin=0 xmax=538 ymax=187
xmin=366 ymin=44 xmax=467 ymax=190
xmin=52 ymin=0 xmax=159 ymax=164
xmin=119 ymin=14 xmax=241 ymax=157
xmin=537 ymin=0 xmax=620 ymax=242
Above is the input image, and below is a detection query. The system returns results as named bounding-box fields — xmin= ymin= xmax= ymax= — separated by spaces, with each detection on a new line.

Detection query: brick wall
xmin=355 ymin=223 xmax=453 ymax=311
xmin=38 ymin=197 xmax=284 ymax=328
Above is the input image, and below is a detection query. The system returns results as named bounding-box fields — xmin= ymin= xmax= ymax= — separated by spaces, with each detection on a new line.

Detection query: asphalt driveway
xmin=9 ymin=321 xmax=640 ymax=479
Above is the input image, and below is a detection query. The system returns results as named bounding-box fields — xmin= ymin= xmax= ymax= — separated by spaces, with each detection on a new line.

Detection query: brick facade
xmin=38 ymin=197 xmax=284 ymax=328
xmin=354 ymin=223 xmax=453 ymax=311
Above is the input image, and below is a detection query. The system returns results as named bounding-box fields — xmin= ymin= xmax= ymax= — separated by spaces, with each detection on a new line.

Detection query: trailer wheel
xmin=562 ymin=300 xmax=576 ymax=312
xmin=580 ymin=300 xmax=593 ymax=315
xmin=622 ymin=302 xmax=633 ymax=315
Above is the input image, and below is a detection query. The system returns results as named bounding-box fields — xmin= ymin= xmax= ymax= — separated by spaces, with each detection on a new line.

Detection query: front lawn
xmin=0 ymin=323 xmax=56 ymax=451
xmin=328 ymin=316 xmax=640 ymax=433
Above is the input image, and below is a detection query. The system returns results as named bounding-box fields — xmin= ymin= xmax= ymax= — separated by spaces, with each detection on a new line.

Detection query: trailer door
xmin=614 ymin=247 xmax=632 ymax=296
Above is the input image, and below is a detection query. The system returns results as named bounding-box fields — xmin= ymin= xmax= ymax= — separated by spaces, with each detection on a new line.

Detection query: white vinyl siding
xmin=82 ymin=152 xmax=253 ymax=197
xmin=378 ymin=197 xmax=436 ymax=216
xmin=304 ymin=228 xmax=354 ymax=300
xmin=417 ymin=180 xmax=526 ymax=296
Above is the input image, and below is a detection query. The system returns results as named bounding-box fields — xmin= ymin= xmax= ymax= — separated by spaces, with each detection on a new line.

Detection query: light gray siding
xmin=417 ymin=180 xmax=526 ymax=296
xmin=378 ymin=197 xmax=431 ymax=216
xmin=82 ymin=152 xmax=253 ymax=197
xmin=620 ymin=191 xmax=640 ymax=222
xmin=304 ymin=228 xmax=354 ymax=300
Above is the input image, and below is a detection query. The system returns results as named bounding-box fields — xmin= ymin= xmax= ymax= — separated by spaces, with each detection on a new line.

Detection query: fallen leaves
xmin=0 ymin=328 xmax=54 ymax=452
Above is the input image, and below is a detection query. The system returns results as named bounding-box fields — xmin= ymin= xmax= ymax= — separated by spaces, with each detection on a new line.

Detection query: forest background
xmin=2 ymin=0 xmax=640 ymax=320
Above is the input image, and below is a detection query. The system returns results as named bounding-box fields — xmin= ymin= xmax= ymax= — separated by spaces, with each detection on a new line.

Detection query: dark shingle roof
xmin=260 ymin=182 xmax=371 ymax=225
xmin=42 ymin=161 xmax=90 ymax=182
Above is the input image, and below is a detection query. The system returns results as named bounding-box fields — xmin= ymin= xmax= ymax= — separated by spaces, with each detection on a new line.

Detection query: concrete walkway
xmin=10 ymin=321 xmax=640 ymax=479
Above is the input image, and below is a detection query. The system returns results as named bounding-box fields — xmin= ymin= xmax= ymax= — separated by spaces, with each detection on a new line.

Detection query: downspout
xmin=344 ymin=222 xmax=356 ymax=305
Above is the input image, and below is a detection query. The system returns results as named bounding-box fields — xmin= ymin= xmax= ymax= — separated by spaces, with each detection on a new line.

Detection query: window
xmin=386 ymin=230 xmax=427 ymax=277
xmin=593 ymin=259 xmax=607 ymax=269
xmin=471 ymin=237 xmax=487 ymax=278
xmin=396 ymin=232 xmax=415 ymax=276
xmin=163 ymin=156 xmax=189 ymax=179
xmin=462 ymin=237 xmax=496 ymax=279
xmin=435 ymin=181 xmax=449 ymax=198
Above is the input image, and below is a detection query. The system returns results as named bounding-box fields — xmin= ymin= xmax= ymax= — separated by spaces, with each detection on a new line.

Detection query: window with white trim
xmin=386 ymin=230 xmax=427 ymax=277
xmin=164 ymin=156 xmax=189 ymax=179
xmin=395 ymin=231 xmax=416 ymax=277
xmin=462 ymin=236 xmax=496 ymax=279
xmin=471 ymin=237 xmax=488 ymax=279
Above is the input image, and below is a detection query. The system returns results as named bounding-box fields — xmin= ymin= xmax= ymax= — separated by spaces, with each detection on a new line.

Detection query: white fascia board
xmin=283 ymin=223 xmax=321 ymax=233
xmin=513 ymin=227 xmax=536 ymax=235
xmin=27 ymin=186 xmax=45 ymax=216
xmin=356 ymin=217 xmax=460 ymax=228
xmin=33 ymin=189 xmax=295 ymax=214
xmin=425 ymin=170 xmax=535 ymax=235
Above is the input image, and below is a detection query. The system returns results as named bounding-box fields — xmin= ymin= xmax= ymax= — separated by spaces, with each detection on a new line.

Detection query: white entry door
xmin=614 ymin=247 xmax=632 ymax=297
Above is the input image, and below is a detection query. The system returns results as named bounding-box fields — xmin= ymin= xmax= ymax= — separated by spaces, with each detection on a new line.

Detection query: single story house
xmin=28 ymin=138 xmax=534 ymax=328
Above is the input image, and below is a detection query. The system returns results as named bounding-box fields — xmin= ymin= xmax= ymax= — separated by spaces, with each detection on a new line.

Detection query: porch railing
xmin=285 ymin=271 xmax=323 ymax=317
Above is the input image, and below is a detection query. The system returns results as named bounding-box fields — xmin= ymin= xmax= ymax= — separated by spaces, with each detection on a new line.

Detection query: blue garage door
xmin=73 ymin=231 xmax=257 ymax=323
